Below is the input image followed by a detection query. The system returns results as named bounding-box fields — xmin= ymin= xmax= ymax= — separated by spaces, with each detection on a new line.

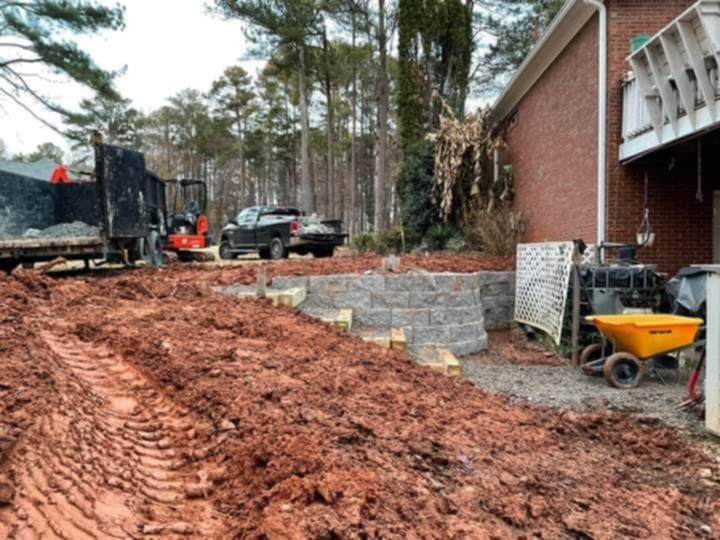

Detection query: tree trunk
xmin=234 ymin=110 xmax=246 ymax=208
xmin=323 ymin=28 xmax=335 ymax=219
xmin=349 ymin=12 xmax=358 ymax=236
xmin=298 ymin=44 xmax=314 ymax=215
xmin=374 ymin=0 xmax=389 ymax=232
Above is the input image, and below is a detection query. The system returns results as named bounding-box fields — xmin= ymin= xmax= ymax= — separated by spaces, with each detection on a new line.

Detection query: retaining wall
xmin=273 ymin=271 xmax=515 ymax=356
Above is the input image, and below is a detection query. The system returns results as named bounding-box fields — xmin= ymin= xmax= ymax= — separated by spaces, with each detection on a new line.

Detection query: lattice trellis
xmin=514 ymin=242 xmax=574 ymax=344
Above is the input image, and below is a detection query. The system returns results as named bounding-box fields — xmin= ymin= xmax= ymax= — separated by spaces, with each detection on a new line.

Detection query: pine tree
xmin=397 ymin=0 xmax=474 ymax=237
xmin=213 ymin=0 xmax=328 ymax=215
xmin=208 ymin=66 xmax=256 ymax=207
xmin=474 ymin=0 xmax=564 ymax=95
xmin=66 ymin=95 xmax=144 ymax=151
xmin=12 ymin=142 xmax=65 ymax=163
xmin=0 ymin=1 xmax=125 ymax=124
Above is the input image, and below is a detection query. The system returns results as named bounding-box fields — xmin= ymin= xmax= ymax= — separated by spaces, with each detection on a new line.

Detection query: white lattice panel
xmin=514 ymin=242 xmax=574 ymax=344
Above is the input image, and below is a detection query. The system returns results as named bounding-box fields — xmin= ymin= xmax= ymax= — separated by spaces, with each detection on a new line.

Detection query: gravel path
xmin=461 ymin=357 xmax=712 ymax=435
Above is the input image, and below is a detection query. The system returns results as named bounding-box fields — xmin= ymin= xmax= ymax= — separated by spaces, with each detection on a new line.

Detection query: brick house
xmin=493 ymin=0 xmax=720 ymax=273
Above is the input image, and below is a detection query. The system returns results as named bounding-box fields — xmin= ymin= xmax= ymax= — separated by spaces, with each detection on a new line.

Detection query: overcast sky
xmin=0 ymin=0 xmax=263 ymax=159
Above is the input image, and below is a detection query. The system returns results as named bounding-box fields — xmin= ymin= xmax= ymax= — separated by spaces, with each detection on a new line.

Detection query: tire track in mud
xmin=0 ymin=332 xmax=226 ymax=538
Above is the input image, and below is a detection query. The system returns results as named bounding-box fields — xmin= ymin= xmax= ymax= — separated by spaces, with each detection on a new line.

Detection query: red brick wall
xmin=505 ymin=0 xmax=713 ymax=273
xmin=605 ymin=0 xmax=708 ymax=274
xmin=503 ymin=18 xmax=598 ymax=243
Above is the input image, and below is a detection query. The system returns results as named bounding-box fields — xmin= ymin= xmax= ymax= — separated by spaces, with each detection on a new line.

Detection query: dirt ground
xmin=1 ymin=259 xmax=719 ymax=538
xmin=167 ymin=251 xmax=516 ymax=287
xmin=463 ymin=330 xmax=719 ymax=438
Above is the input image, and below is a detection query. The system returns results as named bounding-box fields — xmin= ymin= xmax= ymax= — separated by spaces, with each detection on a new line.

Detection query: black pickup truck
xmin=218 ymin=206 xmax=346 ymax=260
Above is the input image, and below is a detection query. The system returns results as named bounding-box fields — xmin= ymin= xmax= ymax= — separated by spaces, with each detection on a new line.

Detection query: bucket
xmin=630 ymin=35 xmax=651 ymax=53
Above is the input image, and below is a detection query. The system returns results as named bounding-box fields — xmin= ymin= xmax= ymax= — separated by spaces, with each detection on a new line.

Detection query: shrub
xmin=352 ymin=232 xmax=375 ymax=255
xmin=354 ymin=228 xmax=422 ymax=255
xmin=427 ymin=223 xmax=455 ymax=251
xmin=446 ymin=234 xmax=466 ymax=253
xmin=466 ymin=207 xmax=526 ymax=256
xmin=377 ymin=227 xmax=421 ymax=254
xmin=397 ymin=140 xmax=440 ymax=240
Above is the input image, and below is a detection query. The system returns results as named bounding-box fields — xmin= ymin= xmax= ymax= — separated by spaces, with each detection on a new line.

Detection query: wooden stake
xmin=571 ymin=246 xmax=581 ymax=367
xmin=256 ymin=268 xmax=267 ymax=299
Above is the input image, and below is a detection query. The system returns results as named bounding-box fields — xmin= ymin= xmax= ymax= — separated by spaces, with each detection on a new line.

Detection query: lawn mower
xmin=580 ymin=314 xmax=704 ymax=389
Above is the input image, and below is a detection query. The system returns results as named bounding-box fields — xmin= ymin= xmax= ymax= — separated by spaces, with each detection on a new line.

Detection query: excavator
xmin=164 ymin=178 xmax=214 ymax=262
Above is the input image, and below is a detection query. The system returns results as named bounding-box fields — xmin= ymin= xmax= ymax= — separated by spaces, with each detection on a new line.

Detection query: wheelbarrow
xmin=580 ymin=314 xmax=704 ymax=389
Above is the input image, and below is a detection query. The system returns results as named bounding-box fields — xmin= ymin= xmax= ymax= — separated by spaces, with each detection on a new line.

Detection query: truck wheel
xmin=269 ymin=237 xmax=287 ymax=260
xmin=143 ymin=230 xmax=164 ymax=268
xmin=0 ymin=261 xmax=17 ymax=274
xmin=219 ymin=241 xmax=234 ymax=260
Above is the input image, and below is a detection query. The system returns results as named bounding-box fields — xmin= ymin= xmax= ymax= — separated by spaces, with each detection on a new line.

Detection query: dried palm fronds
xmin=428 ymin=92 xmax=510 ymax=225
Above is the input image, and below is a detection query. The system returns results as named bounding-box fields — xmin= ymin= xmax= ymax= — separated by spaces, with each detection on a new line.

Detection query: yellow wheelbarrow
xmin=580 ymin=314 xmax=704 ymax=389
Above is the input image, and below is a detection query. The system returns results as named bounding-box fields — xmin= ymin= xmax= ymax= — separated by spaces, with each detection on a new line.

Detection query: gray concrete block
xmin=481 ymin=281 xmax=512 ymax=298
xmin=478 ymin=271 xmax=515 ymax=288
xmin=301 ymin=289 xmax=335 ymax=309
xmin=391 ymin=308 xmax=430 ymax=327
xmin=431 ymin=306 xmax=482 ymax=325
xmin=451 ymin=322 xmax=485 ymax=342
xmin=308 ymin=275 xmax=351 ymax=293
xmin=413 ymin=325 xmax=453 ymax=345
xmin=333 ymin=290 xmax=372 ymax=310
xmin=372 ymin=291 xmax=410 ymax=308
xmin=385 ymin=274 xmax=437 ymax=292
xmin=448 ymin=337 xmax=487 ymax=357
xmin=354 ymin=308 xmax=391 ymax=328
xmin=271 ymin=276 xmax=309 ymax=289
xmin=401 ymin=326 xmax=415 ymax=343
xmin=458 ymin=273 xmax=480 ymax=290
xmin=432 ymin=273 xmax=462 ymax=292
xmin=482 ymin=296 xmax=514 ymax=330
xmin=348 ymin=275 xmax=385 ymax=292
xmin=409 ymin=291 xmax=478 ymax=308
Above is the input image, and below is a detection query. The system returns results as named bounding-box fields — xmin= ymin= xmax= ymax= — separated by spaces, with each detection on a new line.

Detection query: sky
xmin=0 ymin=0 xmax=264 ymax=159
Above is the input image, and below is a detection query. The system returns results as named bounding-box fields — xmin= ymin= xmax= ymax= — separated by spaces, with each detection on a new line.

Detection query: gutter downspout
xmin=584 ymin=0 xmax=607 ymax=253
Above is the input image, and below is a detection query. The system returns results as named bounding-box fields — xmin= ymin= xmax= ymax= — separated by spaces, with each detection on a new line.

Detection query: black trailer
xmin=0 ymin=144 xmax=167 ymax=272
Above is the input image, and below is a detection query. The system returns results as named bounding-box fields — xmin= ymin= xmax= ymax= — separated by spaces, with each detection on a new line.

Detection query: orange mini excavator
xmin=165 ymin=179 xmax=213 ymax=261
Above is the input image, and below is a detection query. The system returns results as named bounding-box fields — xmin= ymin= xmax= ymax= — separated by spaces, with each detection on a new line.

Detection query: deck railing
xmin=619 ymin=0 xmax=720 ymax=161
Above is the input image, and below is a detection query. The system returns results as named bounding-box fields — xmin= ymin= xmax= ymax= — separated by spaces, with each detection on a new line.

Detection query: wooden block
xmin=425 ymin=362 xmax=446 ymax=374
xmin=390 ymin=328 xmax=407 ymax=353
xmin=335 ymin=309 xmax=353 ymax=332
xmin=437 ymin=348 xmax=463 ymax=378
xmin=276 ymin=287 xmax=307 ymax=308
xmin=362 ymin=335 xmax=391 ymax=348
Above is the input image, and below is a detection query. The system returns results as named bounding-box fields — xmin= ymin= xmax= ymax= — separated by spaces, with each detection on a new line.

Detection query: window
xmin=237 ymin=208 xmax=258 ymax=223
xmin=508 ymin=109 xmax=519 ymax=131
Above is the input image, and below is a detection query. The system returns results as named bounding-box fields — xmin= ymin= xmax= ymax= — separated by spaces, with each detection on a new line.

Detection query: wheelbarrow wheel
xmin=603 ymin=352 xmax=643 ymax=389
xmin=580 ymin=344 xmax=605 ymax=375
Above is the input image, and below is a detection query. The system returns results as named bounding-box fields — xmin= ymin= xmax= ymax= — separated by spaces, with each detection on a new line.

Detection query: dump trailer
xmin=0 ymin=144 xmax=167 ymax=272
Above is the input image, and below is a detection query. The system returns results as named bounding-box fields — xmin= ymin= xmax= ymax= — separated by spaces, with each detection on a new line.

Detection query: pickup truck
xmin=218 ymin=206 xmax=346 ymax=260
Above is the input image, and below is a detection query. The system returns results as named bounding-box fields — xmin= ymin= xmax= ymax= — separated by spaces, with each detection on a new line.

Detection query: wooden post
xmin=256 ymin=268 xmax=267 ymax=299
xmin=571 ymin=246 xmax=582 ymax=366
xmin=706 ymin=270 xmax=720 ymax=437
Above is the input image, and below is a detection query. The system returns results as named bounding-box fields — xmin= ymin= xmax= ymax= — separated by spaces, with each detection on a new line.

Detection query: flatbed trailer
xmin=0 ymin=143 xmax=167 ymax=272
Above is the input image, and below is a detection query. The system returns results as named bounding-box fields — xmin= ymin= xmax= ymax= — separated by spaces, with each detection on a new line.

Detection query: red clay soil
xmin=170 ymin=253 xmax=515 ymax=286
xmin=0 ymin=265 xmax=719 ymax=538
xmin=470 ymin=329 xmax=566 ymax=367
